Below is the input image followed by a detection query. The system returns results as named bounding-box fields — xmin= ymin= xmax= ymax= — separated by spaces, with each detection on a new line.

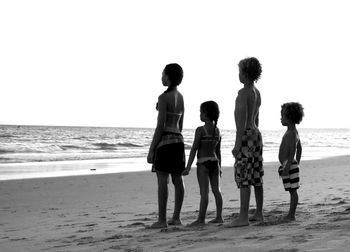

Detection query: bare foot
xmin=167 ymin=218 xmax=182 ymax=226
xmin=187 ymin=220 xmax=205 ymax=227
xmin=208 ymin=217 xmax=224 ymax=224
xmin=249 ymin=214 xmax=264 ymax=222
xmin=225 ymin=218 xmax=249 ymax=228
xmin=148 ymin=221 xmax=168 ymax=229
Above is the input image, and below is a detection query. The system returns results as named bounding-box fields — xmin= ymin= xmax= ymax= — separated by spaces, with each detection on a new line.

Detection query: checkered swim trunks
xmin=234 ymin=128 xmax=264 ymax=188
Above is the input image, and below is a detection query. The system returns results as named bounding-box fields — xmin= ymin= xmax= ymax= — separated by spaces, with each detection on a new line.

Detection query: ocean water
xmin=1 ymin=125 xmax=350 ymax=180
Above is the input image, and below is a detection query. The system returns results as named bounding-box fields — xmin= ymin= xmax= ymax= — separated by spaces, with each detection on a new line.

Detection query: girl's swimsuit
xmin=152 ymin=131 xmax=185 ymax=175
xmin=152 ymin=90 xmax=185 ymax=175
xmin=196 ymin=126 xmax=221 ymax=172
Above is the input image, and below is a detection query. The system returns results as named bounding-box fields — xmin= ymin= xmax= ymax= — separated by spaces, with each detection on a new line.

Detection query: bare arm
xmin=216 ymin=131 xmax=222 ymax=167
xmin=233 ymin=91 xmax=247 ymax=157
xmin=255 ymin=111 xmax=259 ymax=128
xmin=147 ymin=95 xmax=166 ymax=163
xmin=296 ymin=140 xmax=302 ymax=164
xmin=281 ymin=132 xmax=297 ymax=175
xmin=255 ymin=90 xmax=261 ymax=127
xmin=216 ymin=135 xmax=222 ymax=177
xmin=182 ymin=127 xmax=201 ymax=175
xmin=179 ymin=106 xmax=184 ymax=132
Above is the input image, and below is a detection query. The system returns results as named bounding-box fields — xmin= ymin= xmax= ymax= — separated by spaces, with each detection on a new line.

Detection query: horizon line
xmin=1 ymin=123 xmax=350 ymax=131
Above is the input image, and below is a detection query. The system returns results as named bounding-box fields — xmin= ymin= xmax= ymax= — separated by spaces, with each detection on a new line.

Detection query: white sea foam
xmin=0 ymin=125 xmax=350 ymax=180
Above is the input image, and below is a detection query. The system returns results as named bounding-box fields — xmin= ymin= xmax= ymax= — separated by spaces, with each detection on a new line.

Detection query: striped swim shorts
xmin=278 ymin=160 xmax=300 ymax=191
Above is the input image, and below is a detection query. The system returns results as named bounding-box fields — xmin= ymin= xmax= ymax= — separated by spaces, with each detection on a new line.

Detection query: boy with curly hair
xmin=230 ymin=57 xmax=264 ymax=227
xmin=278 ymin=102 xmax=304 ymax=221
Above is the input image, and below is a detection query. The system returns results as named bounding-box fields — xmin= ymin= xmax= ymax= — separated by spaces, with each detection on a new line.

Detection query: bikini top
xmin=156 ymin=91 xmax=183 ymax=133
xmin=200 ymin=126 xmax=221 ymax=146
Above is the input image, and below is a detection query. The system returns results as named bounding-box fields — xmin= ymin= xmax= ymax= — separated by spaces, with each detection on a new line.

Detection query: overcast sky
xmin=1 ymin=0 xmax=349 ymax=130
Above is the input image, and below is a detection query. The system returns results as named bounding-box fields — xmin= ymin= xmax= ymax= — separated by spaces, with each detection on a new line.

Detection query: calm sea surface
xmin=1 ymin=125 xmax=350 ymax=180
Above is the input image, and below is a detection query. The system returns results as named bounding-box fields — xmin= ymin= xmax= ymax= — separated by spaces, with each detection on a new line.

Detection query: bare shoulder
xmin=177 ymin=90 xmax=184 ymax=99
xmin=284 ymin=130 xmax=298 ymax=143
xmin=158 ymin=92 xmax=166 ymax=101
xmin=238 ymin=87 xmax=259 ymax=99
xmin=238 ymin=88 xmax=249 ymax=96
xmin=236 ymin=88 xmax=248 ymax=103
xmin=176 ymin=91 xmax=184 ymax=104
xmin=195 ymin=126 xmax=204 ymax=137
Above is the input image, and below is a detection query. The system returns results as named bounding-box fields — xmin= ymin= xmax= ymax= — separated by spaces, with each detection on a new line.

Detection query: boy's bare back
xmin=235 ymin=87 xmax=261 ymax=129
xmin=279 ymin=129 xmax=300 ymax=164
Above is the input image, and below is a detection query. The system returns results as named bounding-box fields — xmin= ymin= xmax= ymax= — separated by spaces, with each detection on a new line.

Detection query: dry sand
xmin=1 ymin=156 xmax=350 ymax=251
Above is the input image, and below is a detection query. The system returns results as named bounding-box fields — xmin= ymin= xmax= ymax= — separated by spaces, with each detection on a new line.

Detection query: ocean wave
xmin=72 ymin=136 xmax=89 ymax=140
xmin=0 ymin=148 xmax=16 ymax=154
xmin=117 ymin=143 xmax=143 ymax=148
xmin=59 ymin=145 xmax=90 ymax=150
xmin=92 ymin=143 xmax=119 ymax=150
xmin=0 ymin=152 xmax=147 ymax=164
xmin=0 ymin=134 xmax=15 ymax=138
xmin=0 ymin=145 xmax=65 ymax=154
xmin=92 ymin=142 xmax=143 ymax=150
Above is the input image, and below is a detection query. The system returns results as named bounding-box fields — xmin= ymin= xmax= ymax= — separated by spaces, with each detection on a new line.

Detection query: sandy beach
xmin=1 ymin=156 xmax=350 ymax=252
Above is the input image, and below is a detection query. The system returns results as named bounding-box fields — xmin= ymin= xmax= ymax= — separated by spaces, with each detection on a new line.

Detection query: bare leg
xmin=208 ymin=168 xmax=223 ymax=223
xmin=284 ymin=189 xmax=298 ymax=221
xmin=167 ymin=174 xmax=184 ymax=225
xmin=249 ymin=185 xmax=264 ymax=222
xmin=150 ymin=171 xmax=169 ymax=228
xmin=188 ymin=165 xmax=209 ymax=227
xmin=227 ymin=187 xmax=250 ymax=227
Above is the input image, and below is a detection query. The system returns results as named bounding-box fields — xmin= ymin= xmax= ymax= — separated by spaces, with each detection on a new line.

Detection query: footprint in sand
xmin=267 ymin=249 xmax=299 ymax=252
xmin=291 ymin=234 xmax=313 ymax=243
xmin=101 ymin=234 xmax=133 ymax=241
xmin=124 ymin=222 xmax=146 ymax=228
xmin=244 ymin=235 xmax=274 ymax=241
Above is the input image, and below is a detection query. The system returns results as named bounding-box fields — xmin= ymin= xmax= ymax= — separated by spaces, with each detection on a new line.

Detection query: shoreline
xmin=1 ymin=155 xmax=350 ymax=251
xmin=1 ymin=153 xmax=350 ymax=181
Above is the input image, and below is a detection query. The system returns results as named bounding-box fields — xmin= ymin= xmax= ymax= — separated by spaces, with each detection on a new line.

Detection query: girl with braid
xmin=182 ymin=101 xmax=223 ymax=226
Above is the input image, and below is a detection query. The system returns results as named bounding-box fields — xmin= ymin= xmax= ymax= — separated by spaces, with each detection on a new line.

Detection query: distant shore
xmin=1 ymin=155 xmax=350 ymax=251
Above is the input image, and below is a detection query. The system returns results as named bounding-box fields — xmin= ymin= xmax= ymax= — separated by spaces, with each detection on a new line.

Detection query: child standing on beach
xmin=182 ymin=101 xmax=223 ymax=226
xmin=278 ymin=102 xmax=304 ymax=221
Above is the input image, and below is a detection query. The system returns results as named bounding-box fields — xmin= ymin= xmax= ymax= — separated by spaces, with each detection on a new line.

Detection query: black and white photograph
xmin=1 ymin=1 xmax=350 ymax=251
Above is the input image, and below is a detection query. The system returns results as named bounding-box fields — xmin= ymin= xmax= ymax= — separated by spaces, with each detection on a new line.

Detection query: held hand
xmin=182 ymin=167 xmax=191 ymax=176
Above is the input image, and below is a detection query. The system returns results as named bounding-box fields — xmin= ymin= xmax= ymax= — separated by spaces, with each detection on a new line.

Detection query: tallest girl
xmin=147 ymin=63 xmax=186 ymax=229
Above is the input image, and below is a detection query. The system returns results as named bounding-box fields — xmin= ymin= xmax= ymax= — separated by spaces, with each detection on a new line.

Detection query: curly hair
xmin=164 ymin=63 xmax=183 ymax=87
xmin=281 ymin=102 xmax=304 ymax=124
xmin=238 ymin=57 xmax=262 ymax=82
